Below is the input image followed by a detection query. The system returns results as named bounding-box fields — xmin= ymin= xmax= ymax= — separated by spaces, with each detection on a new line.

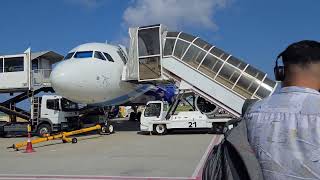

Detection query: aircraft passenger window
xmin=103 ymin=53 xmax=114 ymax=62
xmin=94 ymin=51 xmax=106 ymax=60
xmin=64 ymin=52 xmax=75 ymax=60
xmin=4 ymin=57 xmax=24 ymax=72
xmin=74 ymin=51 xmax=93 ymax=58
xmin=0 ymin=58 xmax=3 ymax=73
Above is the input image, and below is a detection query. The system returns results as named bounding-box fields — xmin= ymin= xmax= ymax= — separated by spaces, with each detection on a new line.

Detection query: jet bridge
xmin=123 ymin=24 xmax=277 ymax=117
xmin=0 ymin=50 xmax=63 ymax=122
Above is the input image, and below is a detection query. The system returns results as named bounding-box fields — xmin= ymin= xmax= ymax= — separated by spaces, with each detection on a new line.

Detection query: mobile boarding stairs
xmin=122 ymin=24 xmax=277 ymax=118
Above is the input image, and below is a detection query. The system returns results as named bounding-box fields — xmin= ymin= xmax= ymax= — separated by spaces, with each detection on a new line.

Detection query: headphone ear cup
xmin=274 ymin=65 xmax=285 ymax=81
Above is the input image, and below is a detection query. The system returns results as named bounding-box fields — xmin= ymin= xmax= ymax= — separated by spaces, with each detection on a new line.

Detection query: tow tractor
xmin=140 ymin=94 xmax=232 ymax=135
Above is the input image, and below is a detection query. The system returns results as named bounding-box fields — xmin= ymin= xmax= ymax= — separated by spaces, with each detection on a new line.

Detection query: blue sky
xmin=0 ymin=0 xmax=319 ymax=77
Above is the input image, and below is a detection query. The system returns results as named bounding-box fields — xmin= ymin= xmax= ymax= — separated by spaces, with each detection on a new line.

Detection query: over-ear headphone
xmin=274 ymin=53 xmax=285 ymax=81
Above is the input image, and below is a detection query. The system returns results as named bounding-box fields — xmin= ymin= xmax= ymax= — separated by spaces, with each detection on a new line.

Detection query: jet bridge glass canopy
xmin=163 ymin=32 xmax=277 ymax=99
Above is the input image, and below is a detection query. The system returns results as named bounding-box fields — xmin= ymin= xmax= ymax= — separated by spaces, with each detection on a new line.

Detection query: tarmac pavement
xmin=0 ymin=120 xmax=222 ymax=179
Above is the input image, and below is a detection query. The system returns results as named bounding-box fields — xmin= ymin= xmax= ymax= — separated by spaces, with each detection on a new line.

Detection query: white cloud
xmin=123 ymin=0 xmax=229 ymax=31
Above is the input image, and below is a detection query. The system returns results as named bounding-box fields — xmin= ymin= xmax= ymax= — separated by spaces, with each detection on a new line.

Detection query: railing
xmin=32 ymin=69 xmax=52 ymax=87
xmin=163 ymin=31 xmax=277 ymax=100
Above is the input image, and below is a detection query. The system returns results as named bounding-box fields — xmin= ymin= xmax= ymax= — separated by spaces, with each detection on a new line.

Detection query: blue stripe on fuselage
xmin=92 ymin=84 xmax=154 ymax=106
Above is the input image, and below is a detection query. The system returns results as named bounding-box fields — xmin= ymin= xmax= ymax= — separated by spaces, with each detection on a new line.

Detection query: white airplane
xmin=50 ymin=42 xmax=174 ymax=117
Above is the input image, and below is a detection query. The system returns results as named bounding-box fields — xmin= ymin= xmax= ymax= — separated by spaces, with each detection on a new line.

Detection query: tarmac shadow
xmin=137 ymin=129 xmax=213 ymax=136
xmin=110 ymin=120 xmax=140 ymax=131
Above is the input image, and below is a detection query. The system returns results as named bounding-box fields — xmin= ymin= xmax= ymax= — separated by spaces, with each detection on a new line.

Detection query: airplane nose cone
xmin=50 ymin=61 xmax=76 ymax=98
xmin=50 ymin=60 xmax=92 ymax=103
xmin=50 ymin=59 xmax=113 ymax=104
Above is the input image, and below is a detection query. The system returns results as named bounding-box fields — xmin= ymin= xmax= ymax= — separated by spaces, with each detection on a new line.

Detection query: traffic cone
xmin=24 ymin=125 xmax=35 ymax=153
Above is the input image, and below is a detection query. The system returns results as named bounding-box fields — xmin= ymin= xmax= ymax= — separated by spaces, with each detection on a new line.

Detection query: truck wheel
xmin=154 ymin=124 xmax=167 ymax=135
xmin=37 ymin=124 xmax=52 ymax=137
xmin=72 ymin=138 xmax=77 ymax=144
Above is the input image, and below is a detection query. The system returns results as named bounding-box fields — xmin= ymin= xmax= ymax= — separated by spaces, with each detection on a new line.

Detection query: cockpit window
xmin=117 ymin=49 xmax=127 ymax=64
xmin=74 ymin=51 xmax=93 ymax=58
xmin=64 ymin=52 xmax=75 ymax=60
xmin=94 ymin=51 xmax=106 ymax=60
xmin=103 ymin=52 xmax=114 ymax=62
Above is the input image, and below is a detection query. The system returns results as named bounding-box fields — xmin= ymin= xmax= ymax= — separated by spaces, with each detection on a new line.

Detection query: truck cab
xmin=141 ymin=101 xmax=167 ymax=122
xmin=140 ymin=101 xmax=166 ymax=134
xmin=32 ymin=95 xmax=80 ymax=136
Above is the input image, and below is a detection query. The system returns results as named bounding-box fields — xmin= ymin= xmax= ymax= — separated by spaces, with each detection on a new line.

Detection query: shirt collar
xmin=280 ymin=86 xmax=320 ymax=95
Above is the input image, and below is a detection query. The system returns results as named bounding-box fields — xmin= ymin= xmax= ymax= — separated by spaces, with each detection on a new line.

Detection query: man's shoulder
xmin=247 ymin=90 xmax=320 ymax=115
xmin=301 ymin=93 xmax=320 ymax=114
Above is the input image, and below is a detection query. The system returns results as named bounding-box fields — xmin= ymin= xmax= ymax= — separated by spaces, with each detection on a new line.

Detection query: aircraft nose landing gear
xmin=100 ymin=122 xmax=114 ymax=134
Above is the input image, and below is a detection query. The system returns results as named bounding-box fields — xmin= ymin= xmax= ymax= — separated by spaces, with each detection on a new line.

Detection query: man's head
xmin=276 ymin=40 xmax=320 ymax=89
